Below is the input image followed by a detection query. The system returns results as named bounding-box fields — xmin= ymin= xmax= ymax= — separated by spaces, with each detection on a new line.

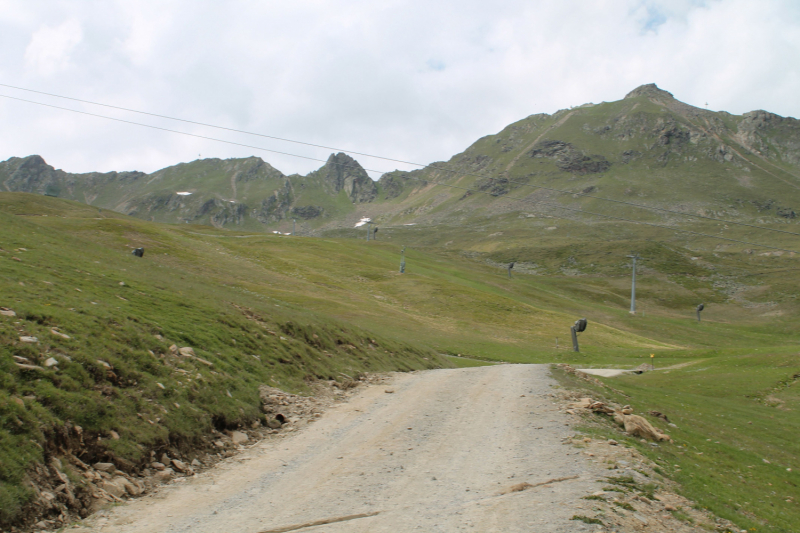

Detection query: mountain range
xmin=3 ymin=84 xmax=800 ymax=241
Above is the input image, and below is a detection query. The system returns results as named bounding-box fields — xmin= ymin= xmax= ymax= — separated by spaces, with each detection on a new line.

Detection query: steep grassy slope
xmin=358 ymin=87 xmax=800 ymax=257
xmin=0 ymin=193 xmax=446 ymax=526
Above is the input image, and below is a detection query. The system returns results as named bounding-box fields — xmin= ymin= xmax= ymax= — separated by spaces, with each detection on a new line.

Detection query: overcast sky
xmin=0 ymin=0 xmax=798 ymax=178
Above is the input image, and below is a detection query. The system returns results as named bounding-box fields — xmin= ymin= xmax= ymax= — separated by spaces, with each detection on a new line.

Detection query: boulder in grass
xmin=178 ymin=347 xmax=196 ymax=357
xmin=50 ymin=329 xmax=71 ymax=339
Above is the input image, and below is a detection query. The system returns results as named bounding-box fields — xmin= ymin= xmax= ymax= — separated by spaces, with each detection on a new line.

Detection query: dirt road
xmin=75 ymin=365 xmax=608 ymax=533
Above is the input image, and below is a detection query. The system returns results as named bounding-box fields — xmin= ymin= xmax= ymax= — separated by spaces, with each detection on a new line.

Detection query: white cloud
xmin=24 ymin=18 xmax=83 ymax=76
xmin=0 ymin=0 xmax=798 ymax=176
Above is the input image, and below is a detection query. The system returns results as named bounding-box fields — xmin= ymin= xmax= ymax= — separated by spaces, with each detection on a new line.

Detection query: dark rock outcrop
xmin=291 ymin=205 xmax=324 ymax=219
xmin=256 ymin=180 xmax=295 ymax=223
xmin=529 ymin=140 xmax=611 ymax=174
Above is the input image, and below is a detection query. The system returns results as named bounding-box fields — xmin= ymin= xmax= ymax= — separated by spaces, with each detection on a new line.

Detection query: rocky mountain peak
xmin=315 ymin=152 xmax=377 ymax=203
xmin=624 ymin=83 xmax=674 ymax=100
xmin=0 ymin=155 xmax=59 ymax=194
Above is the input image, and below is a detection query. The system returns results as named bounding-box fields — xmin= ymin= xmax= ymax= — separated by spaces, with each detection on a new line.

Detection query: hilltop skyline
xmin=0 ymin=1 xmax=798 ymax=177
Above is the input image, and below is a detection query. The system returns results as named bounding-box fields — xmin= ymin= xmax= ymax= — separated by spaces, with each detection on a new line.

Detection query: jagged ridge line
xmin=1 ymin=92 xmax=796 ymax=253
xmin=3 ymin=84 xmax=800 ymax=238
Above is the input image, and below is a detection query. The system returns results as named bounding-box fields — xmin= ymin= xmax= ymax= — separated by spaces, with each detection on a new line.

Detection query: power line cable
xmin=1 ymin=92 xmax=797 ymax=254
xmin=2 ymin=83 xmax=799 ymax=238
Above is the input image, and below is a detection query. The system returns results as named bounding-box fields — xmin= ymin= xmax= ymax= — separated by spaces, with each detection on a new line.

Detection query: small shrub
xmin=571 ymin=515 xmax=604 ymax=525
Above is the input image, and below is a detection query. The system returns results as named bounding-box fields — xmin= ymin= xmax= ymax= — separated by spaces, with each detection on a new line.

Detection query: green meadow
xmin=1 ymin=191 xmax=800 ymax=531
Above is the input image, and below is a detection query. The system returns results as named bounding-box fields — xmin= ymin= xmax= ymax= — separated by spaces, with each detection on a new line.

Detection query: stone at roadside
xmin=191 ymin=458 xmax=202 ymax=467
xmin=608 ymin=439 xmax=618 ymax=446
xmin=171 ymin=459 xmax=187 ymax=473
xmin=94 ymin=462 xmax=116 ymax=473
xmin=614 ymin=413 xmax=671 ymax=442
xmin=160 ymin=453 xmax=170 ymax=465
xmin=154 ymin=469 xmax=174 ymax=482
xmin=109 ymin=430 xmax=120 ymax=440
xmin=97 ymin=360 xmax=111 ymax=369
xmin=125 ymin=479 xmax=144 ymax=496
xmin=266 ymin=418 xmax=282 ymax=429
xmin=384 ymin=389 xmax=395 ymax=394
xmin=154 ymin=334 xmax=163 ymax=340
xmin=0 ymin=308 xmax=15 ymax=317
xmin=230 ymin=431 xmax=248 ymax=445
xmin=665 ymin=504 xmax=677 ymax=511
xmin=101 ymin=477 xmax=129 ymax=498
xmin=151 ymin=462 xmax=166 ymax=471
xmin=168 ymin=344 xmax=179 ymax=355
xmin=568 ymin=398 xmax=592 ymax=409
xmin=179 ymin=347 xmax=196 ymax=357
xmin=44 ymin=357 xmax=59 ymax=368
xmin=19 ymin=336 xmax=38 ymax=343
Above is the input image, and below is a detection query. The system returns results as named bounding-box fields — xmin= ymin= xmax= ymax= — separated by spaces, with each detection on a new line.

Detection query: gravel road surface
xmin=74 ymin=365 xmax=608 ymax=533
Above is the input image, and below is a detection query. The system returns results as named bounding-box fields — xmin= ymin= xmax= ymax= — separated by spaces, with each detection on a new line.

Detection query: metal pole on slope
xmin=627 ymin=254 xmax=639 ymax=314
xmin=292 ymin=219 xmax=296 ymax=236
xmin=400 ymin=246 xmax=406 ymax=273
xmin=571 ymin=318 xmax=587 ymax=352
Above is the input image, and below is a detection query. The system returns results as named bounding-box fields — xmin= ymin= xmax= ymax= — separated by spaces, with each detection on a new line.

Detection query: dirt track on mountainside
xmin=70 ymin=366 xmax=615 ymax=533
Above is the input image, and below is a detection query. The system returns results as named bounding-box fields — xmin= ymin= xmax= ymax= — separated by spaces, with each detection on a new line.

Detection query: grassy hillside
xmin=0 ymin=193 xmax=447 ymax=526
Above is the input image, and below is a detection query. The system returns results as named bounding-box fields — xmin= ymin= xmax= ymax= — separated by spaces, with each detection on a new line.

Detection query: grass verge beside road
xmin=552 ymin=353 xmax=800 ymax=533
